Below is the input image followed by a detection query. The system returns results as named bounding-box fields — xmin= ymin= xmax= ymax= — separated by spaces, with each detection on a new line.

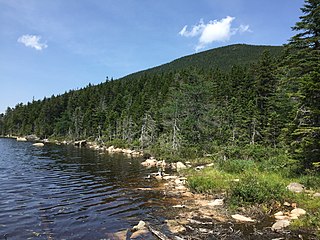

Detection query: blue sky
xmin=0 ymin=0 xmax=304 ymax=113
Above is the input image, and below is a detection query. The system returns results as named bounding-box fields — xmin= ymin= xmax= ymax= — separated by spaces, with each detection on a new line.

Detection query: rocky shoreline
xmin=3 ymin=135 xmax=318 ymax=239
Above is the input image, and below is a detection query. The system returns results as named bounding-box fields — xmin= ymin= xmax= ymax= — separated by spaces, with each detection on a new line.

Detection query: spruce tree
xmin=284 ymin=0 xmax=320 ymax=169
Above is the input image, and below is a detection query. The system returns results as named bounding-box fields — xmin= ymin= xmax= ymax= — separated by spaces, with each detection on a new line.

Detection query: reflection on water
xmin=0 ymin=138 xmax=161 ymax=239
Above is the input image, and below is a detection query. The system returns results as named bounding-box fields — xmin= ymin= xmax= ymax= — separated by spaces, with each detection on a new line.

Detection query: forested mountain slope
xmin=0 ymin=44 xmax=287 ymax=158
xmin=124 ymin=44 xmax=283 ymax=78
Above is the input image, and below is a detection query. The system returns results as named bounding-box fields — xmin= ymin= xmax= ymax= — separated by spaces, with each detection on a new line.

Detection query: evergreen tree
xmin=284 ymin=0 xmax=320 ymax=169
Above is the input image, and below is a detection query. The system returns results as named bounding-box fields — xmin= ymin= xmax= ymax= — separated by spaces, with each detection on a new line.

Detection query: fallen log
xmin=147 ymin=225 xmax=171 ymax=240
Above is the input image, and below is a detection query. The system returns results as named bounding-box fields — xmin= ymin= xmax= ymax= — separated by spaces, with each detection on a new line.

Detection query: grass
xmin=184 ymin=144 xmax=320 ymax=234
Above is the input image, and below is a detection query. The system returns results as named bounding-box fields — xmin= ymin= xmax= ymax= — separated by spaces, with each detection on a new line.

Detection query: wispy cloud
xmin=17 ymin=34 xmax=48 ymax=50
xmin=179 ymin=16 xmax=251 ymax=51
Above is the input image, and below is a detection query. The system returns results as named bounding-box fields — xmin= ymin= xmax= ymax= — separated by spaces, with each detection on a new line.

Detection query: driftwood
xmin=147 ymin=225 xmax=171 ymax=240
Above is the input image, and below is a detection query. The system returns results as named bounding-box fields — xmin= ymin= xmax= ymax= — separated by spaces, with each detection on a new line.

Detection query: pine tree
xmin=284 ymin=0 xmax=320 ymax=169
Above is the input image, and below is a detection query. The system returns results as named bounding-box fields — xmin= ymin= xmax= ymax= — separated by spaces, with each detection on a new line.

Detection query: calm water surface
xmin=0 ymin=138 xmax=164 ymax=240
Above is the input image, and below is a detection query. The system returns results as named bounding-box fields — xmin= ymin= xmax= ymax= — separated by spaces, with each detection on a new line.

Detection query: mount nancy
xmin=0 ymin=43 xmax=290 ymax=158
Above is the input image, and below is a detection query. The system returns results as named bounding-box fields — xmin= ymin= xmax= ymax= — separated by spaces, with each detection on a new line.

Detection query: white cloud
xmin=179 ymin=16 xmax=251 ymax=51
xmin=17 ymin=34 xmax=48 ymax=50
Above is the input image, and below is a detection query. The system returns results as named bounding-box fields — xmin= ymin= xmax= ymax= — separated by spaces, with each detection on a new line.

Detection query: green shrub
xmin=219 ymin=159 xmax=257 ymax=174
xmin=229 ymin=173 xmax=288 ymax=205
xmin=298 ymin=174 xmax=320 ymax=190
xmin=188 ymin=169 xmax=231 ymax=194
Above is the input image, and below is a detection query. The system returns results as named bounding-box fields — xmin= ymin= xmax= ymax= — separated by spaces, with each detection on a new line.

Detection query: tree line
xmin=0 ymin=0 xmax=319 ymax=171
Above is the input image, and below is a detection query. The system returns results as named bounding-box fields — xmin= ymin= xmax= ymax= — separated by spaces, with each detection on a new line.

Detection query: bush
xmin=219 ymin=159 xmax=256 ymax=174
xmin=229 ymin=173 xmax=288 ymax=205
xmin=188 ymin=169 xmax=231 ymax=194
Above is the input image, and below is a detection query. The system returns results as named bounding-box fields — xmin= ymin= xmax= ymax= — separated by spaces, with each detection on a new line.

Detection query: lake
xmin=0 ymin=138 xmax=164 ymax=239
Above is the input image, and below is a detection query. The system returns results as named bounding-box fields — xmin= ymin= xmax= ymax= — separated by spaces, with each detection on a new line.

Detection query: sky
xmin=0 ymin=0 xmax=304 ymax=114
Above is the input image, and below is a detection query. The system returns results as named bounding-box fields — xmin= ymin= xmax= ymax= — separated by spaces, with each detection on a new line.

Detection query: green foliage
xmin=219 ymin=159 xmax=257 ymax=174
xmin=229 ymin=173 xmax=288 ymax=205
xmin=187 ymin=169 xmax=232 ymax=194
xmin=281 ymin=0 xmax=320 ymax=170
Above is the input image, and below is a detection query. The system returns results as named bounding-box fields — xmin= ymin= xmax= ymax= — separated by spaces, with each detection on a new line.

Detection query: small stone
xmin=231 ymin=214 xmax=255 ymax=222
xmin=287 ymin=182 xmax=305 ymax=193
xmin=271 ymin=220 xmax=290 ymax=231
xmin=274 ymin=211 xmax=284 ymax=216
xmin=33 ymin=142 xmax=44 ymax=147
xmin=283 ymin=201 xmax=291 ymax=206
xmin=132 ymin=220 xmax=146 ymax=231
xmin=172 ymin=204 xmax=186 ymax=208
xmin=130 ymin=229 xmax=150 ymax=239
xmin=207 ymin=199 xmax=224 ymax=207
xmin=291 ymin=208 xmax=306 ymax=217
xmin=313 ymin=192 xmax=320 ymax=197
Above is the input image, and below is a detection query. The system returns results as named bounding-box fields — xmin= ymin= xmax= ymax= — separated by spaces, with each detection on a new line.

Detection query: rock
xmin=141 ymin=159 xmax=158 ymax=167
xmin=206 ymin=163 xmax=214 ymax=167
xmin=165 ymin=220 xmax=186 ymax=233
xmin=231 ymin=214 xmax=255 ymax=222
xmin=163 ymin=175 xmax=178 ymax=180
xmin=207 ymin=199 xmax=224 ymax=207
xmin=274 ymin=211 xmax=284 ymax=216
xmin=74 ymin=140 xmax=87 ymax=147
xmin=195 ymin=166 xmax=205 ymax=171
xmin=33 ymin=143 xmax=44 ymax=147
xmin=289 ymin=214 xmax=299 ymax=220
xmin=26 ymin=135 xmax=40 ymax=141
xmin=271 ymin=220 xmax=290 ymax=231
xmin=283 ymin=201 xmax=291 ymax=206
xmin=132 ymin=220 xmax=146 ymax=231
xmin=313 ymin=192 xmax=320 ymax=197
xmin=172 ymin=204 xmax=186 ymax=208
xmin=176 ymin=162 xmax=187 ymax=171
xmin=130 ymin=229 xmax=150 ymax=239
xmin=287 ymin=182 xmax=305 ymax=193
xmin=16 ymin=137 xmax=27 ymax=142
xmin=275 ymin=215 xmax=290 ymax=220
xmin=291 ymin=208 xmax=306 ymax=216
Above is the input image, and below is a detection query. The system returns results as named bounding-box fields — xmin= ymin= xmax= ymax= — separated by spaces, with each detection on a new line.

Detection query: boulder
xmin=291 ymin=208 xmax=306 ymax=217
xmin=287 ymin=182 xmax=305 ymax=193
xmin=141 ymin=159 xmax=158 ymax=167
xmin=176 ymin=162 xmax=187 ymax=171
xmin=271 ymin=220 xmax=290 ymax=231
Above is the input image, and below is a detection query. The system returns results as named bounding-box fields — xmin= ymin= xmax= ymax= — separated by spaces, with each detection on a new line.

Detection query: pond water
xmin=0 ymin=138 xmax=164 ymax=239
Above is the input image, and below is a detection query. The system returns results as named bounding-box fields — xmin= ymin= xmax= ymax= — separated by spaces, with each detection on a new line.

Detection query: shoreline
xmin=1 ymin=135 xmax=319 ymax=239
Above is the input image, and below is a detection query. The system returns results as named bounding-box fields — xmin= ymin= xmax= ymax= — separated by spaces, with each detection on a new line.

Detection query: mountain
xmin=0 ymin=44 xmax=286 ymax=157
xmin=123 ymin=44 xmax=283 ymax=78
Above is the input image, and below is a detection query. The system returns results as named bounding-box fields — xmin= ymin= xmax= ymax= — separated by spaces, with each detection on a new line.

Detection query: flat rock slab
xmin=231 ymin=214 xmax=255 ymax=222
xmin=271 ymin=220 xmax=291 ymax=231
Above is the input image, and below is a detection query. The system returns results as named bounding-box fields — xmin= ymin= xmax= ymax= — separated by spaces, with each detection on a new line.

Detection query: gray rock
xmin=271 ymin=220 xmax=291 ymax=231
xmin=313 ymin=192 xmax=320 ymax=197
xmin=132 ymin=220 xmax=146 ymax=231
xmin=287 ymin=182 xmax=305 ymax=193
xmin=176 ymin=162 xmax=187 ymax=171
